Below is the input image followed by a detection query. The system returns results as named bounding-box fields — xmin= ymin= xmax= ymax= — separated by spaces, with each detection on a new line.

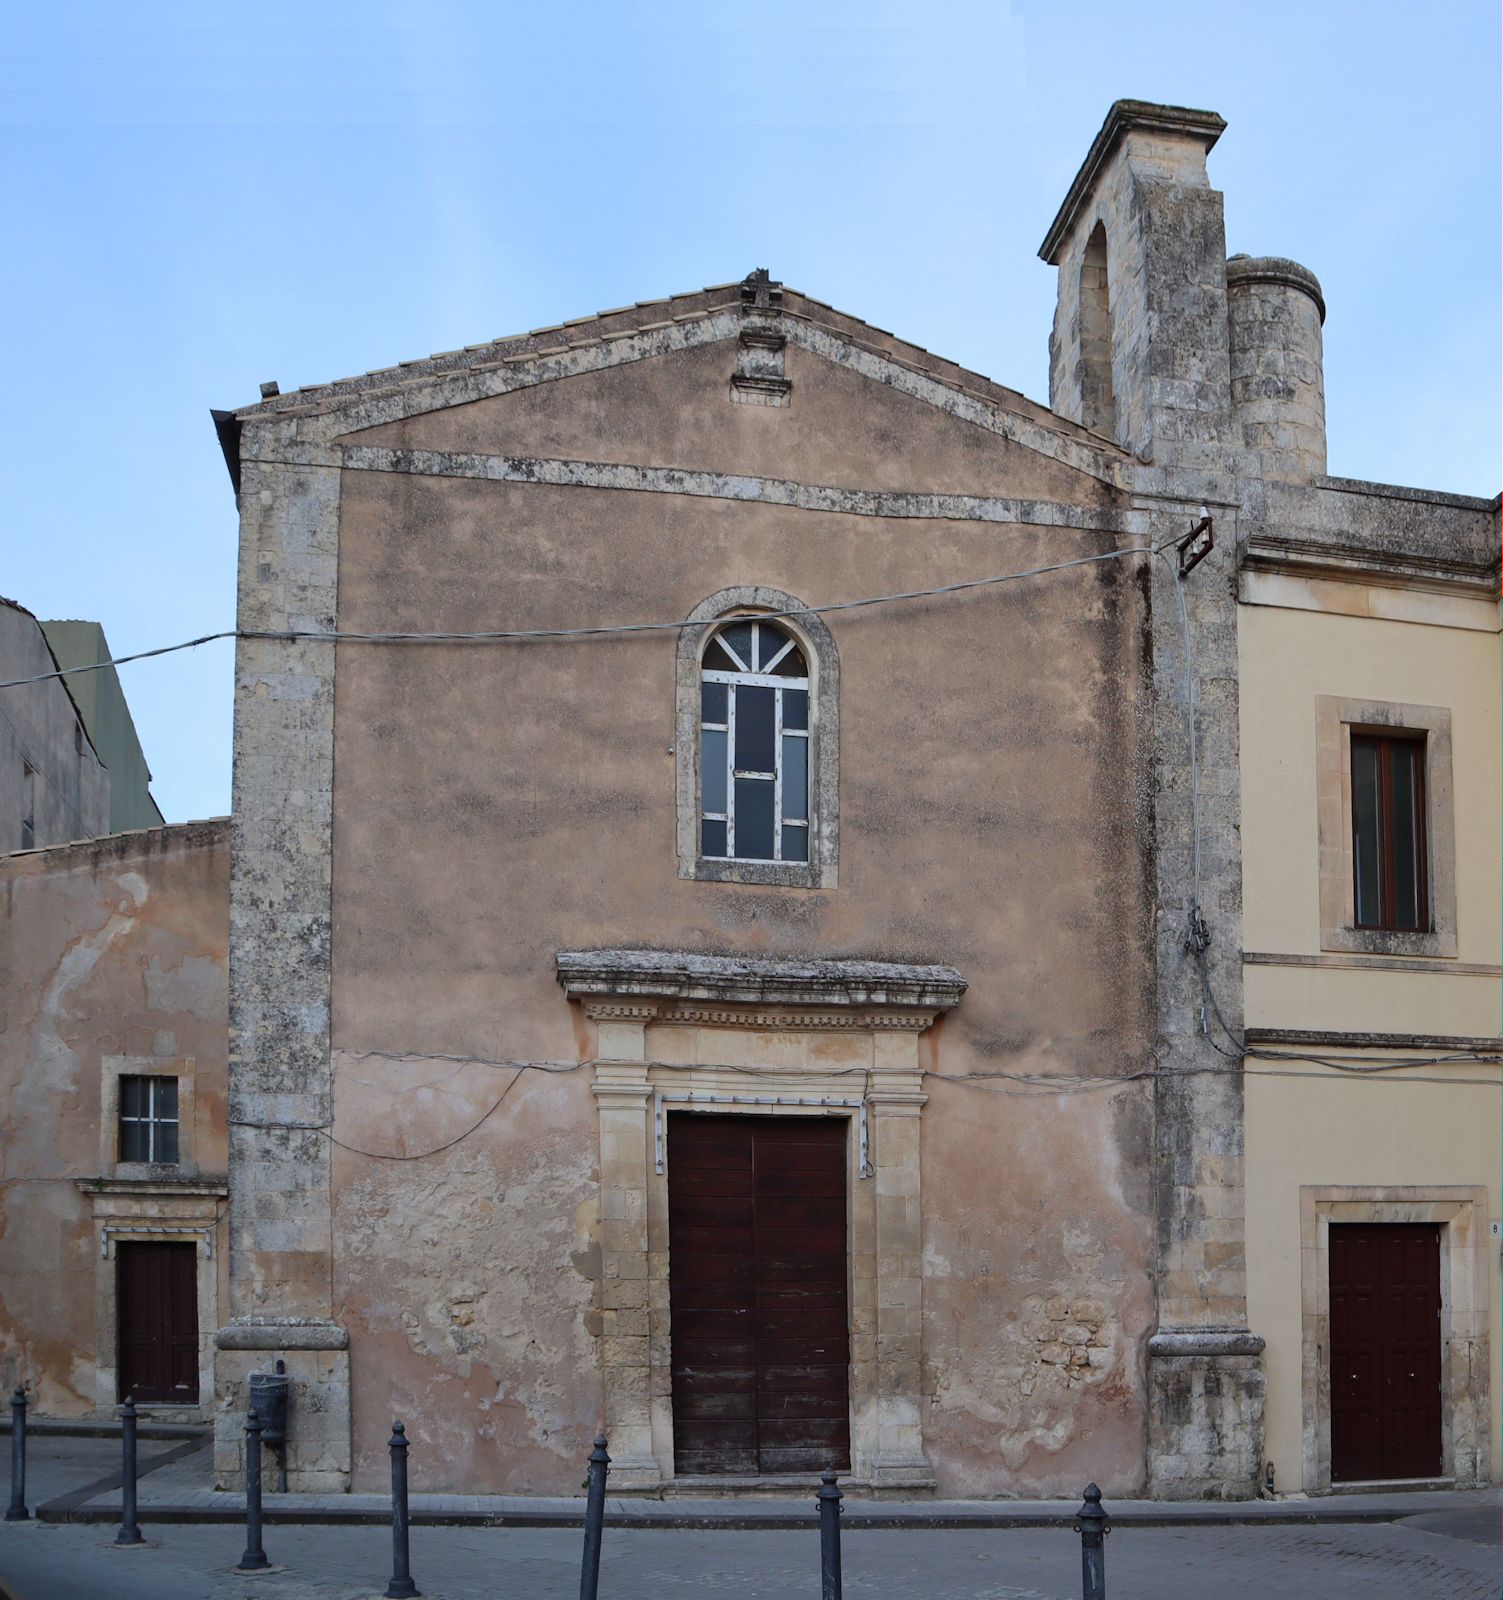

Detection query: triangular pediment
xmin=226 ymin=283 xmax=1127 ymax=502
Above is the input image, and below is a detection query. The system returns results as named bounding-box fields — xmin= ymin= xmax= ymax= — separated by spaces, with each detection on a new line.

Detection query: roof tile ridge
xmin=778 ymin=294 xmax=1128 ymax=458
xmin=239 ymin=286 xmax=745 ymax=416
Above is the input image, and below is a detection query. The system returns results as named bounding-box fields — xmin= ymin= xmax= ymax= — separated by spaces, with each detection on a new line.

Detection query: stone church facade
xmin=192 ymin=99 xmax=1495 ymax=1499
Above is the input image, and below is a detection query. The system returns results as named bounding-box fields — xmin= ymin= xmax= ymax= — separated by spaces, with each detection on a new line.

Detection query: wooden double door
xmin=1330 ymin=1223 xmax=1442 ymax=1481
xmin=667 ymin=1114 xmax=850 ymax=1476
xmin=117 ymin=1241 xmax=200 ymax=1404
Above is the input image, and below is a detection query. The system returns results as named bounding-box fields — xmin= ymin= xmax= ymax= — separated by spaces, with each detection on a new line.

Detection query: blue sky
xmin=3 ymin=2 xmax=1498 ymax=823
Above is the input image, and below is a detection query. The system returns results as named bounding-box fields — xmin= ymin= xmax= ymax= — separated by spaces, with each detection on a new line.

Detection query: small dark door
xmin=668 ymin=1114 xmax=850 ymax=1476
xmin=117 ymin=1242 xmax=199 ymax=1404
xmin=1330 ymin=1223 xmax=1442 ymax=1481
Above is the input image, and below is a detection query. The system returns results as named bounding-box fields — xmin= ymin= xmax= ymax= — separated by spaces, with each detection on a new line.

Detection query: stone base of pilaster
xmin=602 ymin=1452 xmax=667 ymax=1493
xmin=867 ymin=1461 xmax=938 ymax=1500
xmin=213 ymin=1323 xmax=351 ymax=1493
xmin=1147 ymin=1330 xmax=1266 ymax=1499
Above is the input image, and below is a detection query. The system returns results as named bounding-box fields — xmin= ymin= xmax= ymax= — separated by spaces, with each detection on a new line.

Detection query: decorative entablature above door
xmin=556 ymin=948 xmax=964 ymax=1494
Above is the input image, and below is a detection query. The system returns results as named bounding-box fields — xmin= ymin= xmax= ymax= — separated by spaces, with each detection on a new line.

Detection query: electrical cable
xmin=0 ymin=547 xmax=1155 ymax=693
xmin=9 ymin=514 xmax=1480 ymax=1154
xmin=217 ymin=1039 xmax=1502 ymax=1163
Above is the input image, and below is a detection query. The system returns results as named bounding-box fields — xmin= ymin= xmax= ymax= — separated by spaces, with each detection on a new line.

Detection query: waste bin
xmin=249 ymin=1369 xmax=290 ymax=1446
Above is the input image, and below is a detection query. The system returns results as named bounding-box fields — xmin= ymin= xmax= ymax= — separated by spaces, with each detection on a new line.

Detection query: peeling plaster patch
xmin=144 ymin=954 xmax=223 ymax=1017
xmin=336 ymin=1106 xmax=598 ymax=1465
xmin=13 ymin=883 xmax=150 ymax=1185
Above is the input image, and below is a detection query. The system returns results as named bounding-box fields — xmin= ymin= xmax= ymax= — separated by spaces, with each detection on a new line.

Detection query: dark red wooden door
xmin=1330 ymin=1223 xmax=1441 ymax=1481
xmin=118 ymin=1242 xmax=199 ymax=1404
xmin=668 ymin=1114 xmax=850 ymax=1476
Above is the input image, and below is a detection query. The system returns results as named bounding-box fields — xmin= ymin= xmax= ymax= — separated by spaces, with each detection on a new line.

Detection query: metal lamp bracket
xmin=1177 ymin=510 xmax=1214 ymax=577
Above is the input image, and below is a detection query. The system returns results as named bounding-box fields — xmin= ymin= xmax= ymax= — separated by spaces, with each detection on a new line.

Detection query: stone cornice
xmin=1225 ymin=255 xmax=1325 ymax=324
xmin=1317 ymin=476 xmax=1497 ymax=514
xmin=1039 ymin=99 xmax=1226 ymax=265
xmin=1148 ymin=1329 xmax=1265 ymax=1359
xmin=75 ymin=1177 xmax=228 ymax=1198
xmin=557 ymin=949 xmax=966 ymax=1013
xmin=215 ymin=1320 xmax=349 ymax=1352
xmin=1240 ymin=533 xmax=1500 ymax=598
xmin=1245 ymin=1027 xmax=1502 ymax=1053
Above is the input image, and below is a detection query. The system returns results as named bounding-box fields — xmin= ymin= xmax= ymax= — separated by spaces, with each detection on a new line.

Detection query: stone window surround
xmin=75 ymin=1177 xmax=226 ymax=1419
xmin=100 ymin=1055 xmax=199 ymax=1179
xmin=1299 ymin=1185 xmax=1491 ymax=1492
xmin=558 ymin=949 xmax=965 ymax=1494
xmin=676 ymin=587 xmax=839 ymax=890
xmin=1314 ymin=696 xmax=1456 ymax=959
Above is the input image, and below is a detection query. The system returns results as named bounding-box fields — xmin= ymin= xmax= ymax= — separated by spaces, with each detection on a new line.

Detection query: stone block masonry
xmin=216 ymin=448 xmax=350 ymax=1490
xmin=1041 ymin=101 xmax=1267 ymax=1496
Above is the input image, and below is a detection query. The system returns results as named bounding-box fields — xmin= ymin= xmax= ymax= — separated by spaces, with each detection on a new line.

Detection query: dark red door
xmin=118 ymin=1242 xmax=199 ymax=1404
xmin=1330 ymin=1223 xmax=1441 ymax=1481
xmin=668 ymin=1114 xmax=850 ymax=1476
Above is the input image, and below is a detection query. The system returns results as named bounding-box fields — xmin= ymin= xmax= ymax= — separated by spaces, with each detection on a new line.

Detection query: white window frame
xmin=699 ymin=619 xmax=810 ymax=866
xmin=675 ymin=587 xmax=839 ymax=890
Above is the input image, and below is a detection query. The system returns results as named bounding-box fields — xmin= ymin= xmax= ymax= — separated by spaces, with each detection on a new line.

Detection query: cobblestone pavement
xmin=2 ymin=1514 xmax=1498 ymax=1600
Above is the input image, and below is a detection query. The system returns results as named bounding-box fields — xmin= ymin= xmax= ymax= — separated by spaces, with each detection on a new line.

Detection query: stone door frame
xmin=557 ymin=950 xmax=965 ymax=1494
xmin=1300 ymin=1185 xmax=1490 ymax=1491
xmin=76 ymin=1178 xmax=226 ymax=1421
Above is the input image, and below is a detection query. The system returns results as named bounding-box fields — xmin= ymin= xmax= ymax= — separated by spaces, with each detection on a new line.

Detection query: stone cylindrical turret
xmin=1226 ymin=254 xmax=1326 ymax=480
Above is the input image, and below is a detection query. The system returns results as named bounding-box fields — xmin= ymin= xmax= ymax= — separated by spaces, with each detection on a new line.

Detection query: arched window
xmin=676 ymin=587 xmax=838 ymax=888
xmin=699 ymin=617 xmax=810 ymax=864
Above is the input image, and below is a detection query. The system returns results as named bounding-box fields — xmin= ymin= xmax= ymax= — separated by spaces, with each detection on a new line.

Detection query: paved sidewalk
xmin=2 ymin=1514 xmax=1500 ymax=1600
xmin=1 ymin=1433 xmax=1497 ymax=1600
xmin=12 ymin=1433 xmax=1499 ymax=1530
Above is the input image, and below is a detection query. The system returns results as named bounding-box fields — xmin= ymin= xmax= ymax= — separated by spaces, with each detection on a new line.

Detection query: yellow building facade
xmin=1240 ymin=536 xmax=1501 ymax=1493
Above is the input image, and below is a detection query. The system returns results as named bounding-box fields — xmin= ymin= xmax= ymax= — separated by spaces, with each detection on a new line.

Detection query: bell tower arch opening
xmin=1078 ymin=222 xmax=1116 ymax=438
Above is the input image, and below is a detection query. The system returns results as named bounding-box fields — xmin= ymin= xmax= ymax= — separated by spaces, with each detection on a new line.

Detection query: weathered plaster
xmin=315 ymin=312 xmax=1152 ymax=1497
xmin=0 ymin=823 xmax=229 ymax=1417
xmin=331 ymin=1054 xmax=602 ymax=1493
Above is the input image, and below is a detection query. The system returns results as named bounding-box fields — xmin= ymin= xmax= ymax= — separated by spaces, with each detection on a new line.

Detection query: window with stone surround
xmin=1316 ymin=697 xmax=1455 ymax=958
xmin=676 ymin=588 xmax=838 ymax=889
xmin=102 ymin=1058 xmax=197 ymax=1175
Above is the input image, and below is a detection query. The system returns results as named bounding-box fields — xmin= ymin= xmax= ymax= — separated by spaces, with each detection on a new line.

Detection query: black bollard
xmin=1075 ymin=1482 xmax=1109 ymax=1600
xmin=578 ymin=1433 xmax=610 ymax=1600
xmin=817 ymin=1470 xmax=842 ymax=1600
xmin=385 ymin=1421 xmax=419 ymax=1599
xmin=114 ymin=1396 xmax=144 ymax=1546
xmin=5 ymin=1388 xmax=28 ymax=1523
xmin=236 ymin=1409 xmax=271 ymax=1572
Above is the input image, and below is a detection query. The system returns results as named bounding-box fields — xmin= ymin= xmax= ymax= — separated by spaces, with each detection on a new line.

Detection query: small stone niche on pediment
xmin=732 ymin=271 xmax=791 ymax=405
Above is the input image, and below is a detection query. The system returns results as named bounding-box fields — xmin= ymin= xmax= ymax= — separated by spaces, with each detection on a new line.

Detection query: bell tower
xmin=1044 ymin=100 xmax=1270 ymax=1502
xmin=1040 ymin=100 xmax=1232 ymax=465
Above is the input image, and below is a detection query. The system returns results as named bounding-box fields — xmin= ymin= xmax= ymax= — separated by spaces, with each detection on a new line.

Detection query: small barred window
xmin=119 ymin=1074 xmax=180 ymax=1165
